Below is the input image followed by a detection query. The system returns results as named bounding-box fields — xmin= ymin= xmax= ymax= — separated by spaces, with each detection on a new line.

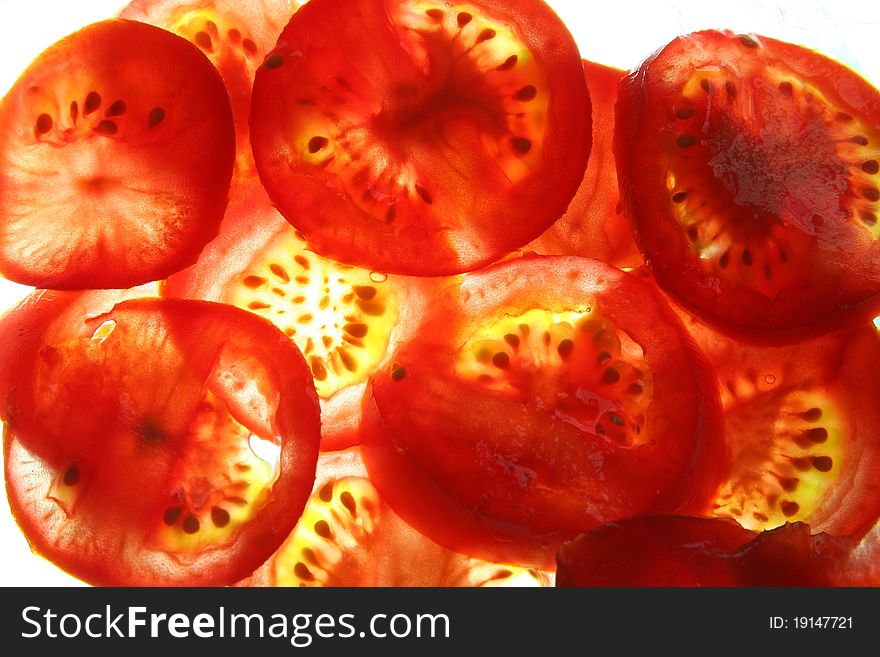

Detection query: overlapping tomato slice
xmin=617 ymin=30 xmax=880 ymax=339
xmin=556 ymin=515 xmax=878 ymax=587
xmin=165 ymin=181 xmax=434 ymax=451
xmin=0 ymin=19 xmax=234 ymax=289
xmin=250 ymin=0 xmax=590 ymax=275
xmin=362 ymin=255 xmax=725 ymax=568
xmin=0 ymin=292 xmax=320 ymax=586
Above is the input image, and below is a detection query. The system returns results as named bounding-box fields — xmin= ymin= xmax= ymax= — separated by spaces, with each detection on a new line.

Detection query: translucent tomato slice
xmin=0 ymin=19 xmax=235 ymax=289
xmin=250 ymin=0 xmax=590 ymax=275
xmin=616 ymin=30 xmax=880 ymax=338
xmin=1 ymin=295 xmax=320 ymax=586
xmin=362 ymin=255 xmax=725 ymax=568
xmin=677 ymin=311 xmax=880 ymax=537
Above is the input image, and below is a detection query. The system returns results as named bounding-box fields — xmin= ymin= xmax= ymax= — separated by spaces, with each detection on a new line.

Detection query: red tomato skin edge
xmin=361 ymin=258 xmax=728 ymax=569
xmin=614 ymin=31 xmax=880 ymax=344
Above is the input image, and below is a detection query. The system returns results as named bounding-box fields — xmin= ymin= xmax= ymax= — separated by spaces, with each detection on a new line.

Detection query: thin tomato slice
xmin=165 ymin=181 xmax=433 ymax=451
xmin=119 ymin=0 xmax=304 ymax=176
xmin=250 ymin=0 xmax=590 ymax=275
xmin=1 ymin=295 xmax=320 ymax=586
xmin=525 ymin=59 xmax=641 ymax=268
xmin=616 ymin=30 xmax=880 ymax=338
xmin=0 ymin=19 xmax=234 ymax=289
xmin=362 ymin=255 xmax=725 ymax=568
xmin=677 ymin=311 xmax=880 ymax=537
xmin=240 ymin=449 xmax=550 ymax=586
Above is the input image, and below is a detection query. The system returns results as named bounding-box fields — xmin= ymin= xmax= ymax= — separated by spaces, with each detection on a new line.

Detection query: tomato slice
xmin=119 ymin=0 xmax=303 ymax=177
xmin=0 ymin=19 xmax=234 ymax=290
xmin=524 ymin=59 xmax=641 ymax=268
xmin=250 ymin=0 xmax=590 ymax=275
xmin=361 ymin=255 xmax=725 ymax=568
xmin=667 ymin=305 xmax=880 ymax=537
xmin=1 ymin=294 xmax=320 ymax=586
xmin=616 ymin=30 xmax=880 ymax=338
xmin=240 ymin=449 xmax=550 ymax=586
xmin=556 ymin=516 xmax=755 ymax=586
xmin=165 ymin=180 xmax=434 ymax=451
xmin=556 ymin=516 xmax=877 ymax=587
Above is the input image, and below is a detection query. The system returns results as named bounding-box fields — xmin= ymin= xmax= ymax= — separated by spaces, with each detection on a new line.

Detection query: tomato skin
xmin=250 ymin=0 xmax=591 ymax=276
xmin=362 ymin=255 xmax=725 ymax=568
xmin=0 ymin=19 xmax=235 ymax=289
xmin=616 ymin=30 xmax=880 ymax=341
xmin=525 ymin=60 xmax=641 ymax=268
xmin=1 ymin=294 xmax=320 ymax=586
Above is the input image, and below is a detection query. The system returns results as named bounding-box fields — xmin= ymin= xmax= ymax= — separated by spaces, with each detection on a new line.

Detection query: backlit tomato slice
xmin=1 ymin=295 xmax=320 ymax=586
xmin=361 ymin=255 xmax=725 ymax=568
xmin=0 ymin=19 xmax=234 ymax=289
xmin=119 ymin=0 xmax=304 ymax=176
xmin=525 ymin=60 xmax=641 ymax=268
xmin=678 ymin=312 xmax=880 ymax=537
xmin=616 ymin=30 xmax=880 ymax=338
xmin=239 ymin=449 xmax=550 ymax=586
xmin=165 ymin=180 xmax=434 ymax=451
xmin=556 ymin=516 xmax=878 ymax=587
xmin=250 ymin=0 xmax=590 ymax=275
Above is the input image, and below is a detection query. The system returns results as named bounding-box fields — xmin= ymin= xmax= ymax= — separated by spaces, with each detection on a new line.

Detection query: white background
xmin=0 ymin=0 xmax=878 ymax=586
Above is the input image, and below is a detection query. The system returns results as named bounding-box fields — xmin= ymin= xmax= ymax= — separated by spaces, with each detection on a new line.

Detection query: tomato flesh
xmin=362 ymin=255 xmax=724 ymax=568
xmin=1 ymin=295 xmax=320 ymax=586
xmin=250 ymin=0 xmax=590 ymax=275
xmin=616 ymin=30 xmax=880 ymax=338
xmin=0 ymin=19 xmax=234 ymax=289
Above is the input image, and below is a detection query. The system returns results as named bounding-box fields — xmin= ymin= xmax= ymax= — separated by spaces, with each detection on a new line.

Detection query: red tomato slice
xmin=239 ymin=449 xmax=550 ymax=586
xmin=556 ymin=516 xmax=756 ymax=586
xmin=119 ymin=0 xmax=303 ymax=177
xmin=525 ymin=59 xmax=641 ymax=268
xmin=616 ymin=30 xmax=880 ymax=339
xmin=664 ymin=300 xmax=880 ymax=537
xmin=164 ymin=180 xmax=434 ymax=451
xmin=0 ymin=19 xmax=235 ymax=290
xmin=1 ymin=294 xmax=320 ymax=586
xmin=361 ymin=255 xmax=725 ymax=568
xmin=557 ymin=516 xmax=877 ymax=587
xmin=250 ymin=0 xmax=590 ymax=275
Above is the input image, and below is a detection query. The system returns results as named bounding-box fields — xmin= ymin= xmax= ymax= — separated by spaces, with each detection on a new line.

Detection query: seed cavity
xmin=95 ymin=120 xmax=117 ymax=135
xmin=194 ymin=30 xmax=214 ymax=52
xmin=106 ymin=100 xmax=126 ymax=117
xmin=781 ymin=500 xmax=800 ymax=517
xmin=148 ymin=107 xmax=166 ymax=127
xmin=35 ymin=113 xmax=53 ymax=135
xmin=514 ymin=85 xmax=537 ymax=102
xmin=810 ymin=456 xmax=833 ymax=472
xmin=671 ymin=191 xmax=688 ymax=204
xmin=211 ymin=506 xmax=230 ymax=528
xmin=511 ymin=137 xmax=532 ymax=154
xmin=778 ymin=81 xmax=793 ymax=96
xmin=163 ymin=506 xmax=182 ymax=526
xmin=390 ymin=365 xmax=407 ymax=381
xmin=477 ymin=29 xmax=496 ymax=43
xmin=862 ymin=160 xmax=879 ymax=175
xmin=496 ymin=55 xmax=517 ymax=71
xmin=84 ymin=91 xmax=101 ymax=115
xmin=862 ymin=187 xmax=880 ymax=202
xmin=457 ymin=12 xmax=472 ymax=27
xmin=264 ymin=53 xmax=284 ymax=69
xmin=63 ymin=465 xmax=80 ymax=487
xmin=676 ymin=134 xmax=698 ymax=148
xmin=182 ymin=515 xmax=200 ymax=534
xmin=675 ymin=106 xmax=695 ymax=120
xmin=242 ymin=38 xmax=257 ymax=56
xmin=339 ymin=491 xmax=357 ymax=518
xmin=314 ymin=519 xmax=332 ymax=538
xmin=426 ymin=8 xmax=444 ymax=20
xmin=308 ymin=136 xmax=328 ymax=153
